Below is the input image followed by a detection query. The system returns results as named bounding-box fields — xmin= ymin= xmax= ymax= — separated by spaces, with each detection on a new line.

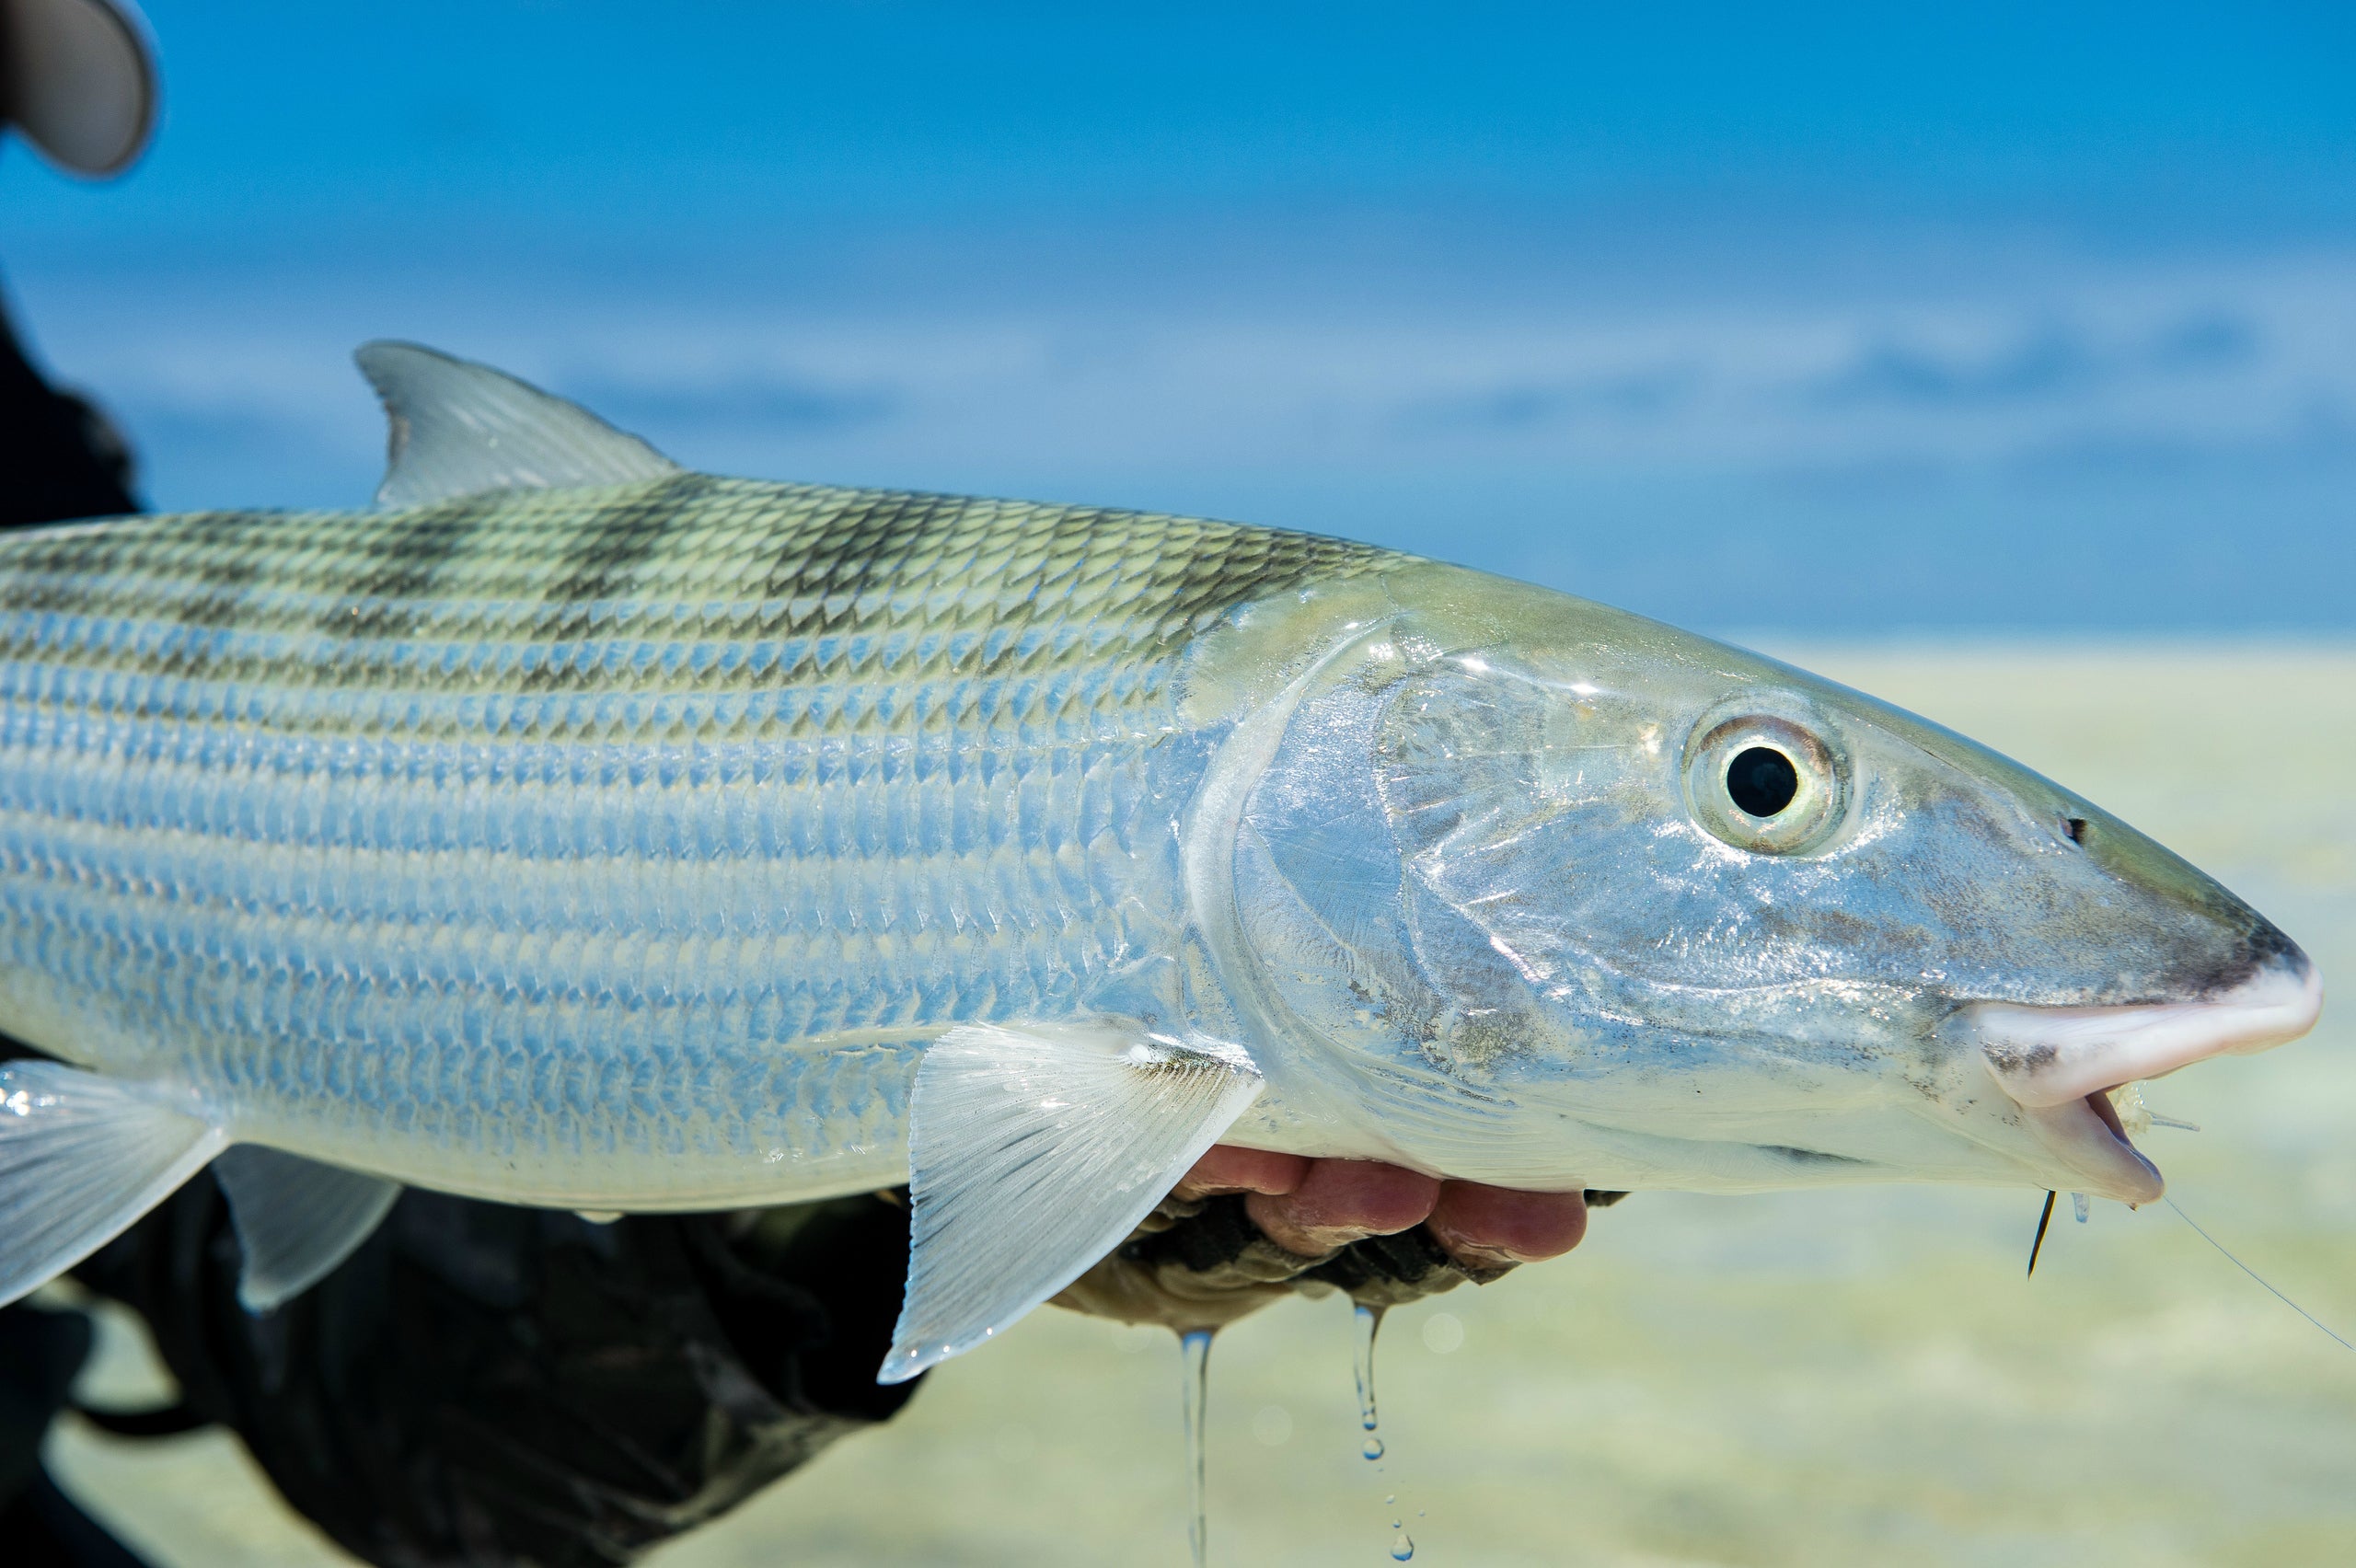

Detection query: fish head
xmin=1219 ymin=566 xmax=2319 ymax=1201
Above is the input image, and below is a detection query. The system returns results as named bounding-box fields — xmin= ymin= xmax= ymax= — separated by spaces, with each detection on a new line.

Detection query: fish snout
xmin=1958 ymin=950 xmax=2320 ymax=1205
xmin=1969 ymin=951 xmax=2322 ymax=1113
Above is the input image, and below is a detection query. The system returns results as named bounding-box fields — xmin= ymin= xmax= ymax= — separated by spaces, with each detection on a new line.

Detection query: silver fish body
xmin=0 ymin=472 xmax=1377 ymax=1209
xmin=0 ymin=343 xmax=2319 ymax=1371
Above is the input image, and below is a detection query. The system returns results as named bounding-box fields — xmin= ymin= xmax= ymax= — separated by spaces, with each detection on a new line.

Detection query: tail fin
xmin=0 ymin=1061 xmax=224 ymax=1306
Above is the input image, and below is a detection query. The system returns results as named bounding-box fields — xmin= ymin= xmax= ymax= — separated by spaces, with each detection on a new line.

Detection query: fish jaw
xmin=1956 ymin=955 xmax=2321 ymax=1203
xmin=2010 ymin=1087 xmax=2165 ymax=1203
xmin=1968 ymin=958 xmax=2322 ymax=1111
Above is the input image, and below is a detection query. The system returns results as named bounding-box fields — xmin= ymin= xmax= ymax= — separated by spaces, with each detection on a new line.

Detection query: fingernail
xmin=1430 ymin=1229 xmax=1532 ymax=1269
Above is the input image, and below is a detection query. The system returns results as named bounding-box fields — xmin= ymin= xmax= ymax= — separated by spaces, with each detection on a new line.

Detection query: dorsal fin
xmin=354 ymin=340 xmax=679 ymax=509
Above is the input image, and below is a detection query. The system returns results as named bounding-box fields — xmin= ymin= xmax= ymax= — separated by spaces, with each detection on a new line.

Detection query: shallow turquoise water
xmin=46 ymin=643 xmax=2356 ymax=1567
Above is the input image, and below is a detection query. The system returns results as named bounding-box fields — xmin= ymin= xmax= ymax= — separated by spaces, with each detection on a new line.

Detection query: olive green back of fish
xmin=0 ymin=472 xmax=1383 ymax=724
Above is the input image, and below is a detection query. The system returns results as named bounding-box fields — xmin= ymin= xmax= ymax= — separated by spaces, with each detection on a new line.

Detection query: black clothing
xmin=74 ymin=1182 xmax=919 ymax=1568
xmin=0 ymin=300 xmax=137 ymax=524
xmin=0 ymin=1305 xmax=149 ymax=1568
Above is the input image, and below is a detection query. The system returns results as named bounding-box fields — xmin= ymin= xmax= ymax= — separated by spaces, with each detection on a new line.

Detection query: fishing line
xmin=2165 ymin=1196 xmax=2356 ymax=1356
xmin=2025 ymin=1190 xmax=2056 ymax=1279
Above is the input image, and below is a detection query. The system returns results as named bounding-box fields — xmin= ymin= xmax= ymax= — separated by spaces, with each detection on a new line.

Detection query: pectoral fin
xmin=0 ymin=1062 xmax=225 ymax=1308
xmin=212 ymin=1146 xmax=403 ymax=1311
xmin=881 ymin=1021 xmax=1263 ymax=1384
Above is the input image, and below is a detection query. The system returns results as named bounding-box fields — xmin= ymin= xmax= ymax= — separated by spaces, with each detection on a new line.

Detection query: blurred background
xmin=10 ymin=1 xmax=2356 ymax=637
xmin=15 ymin=4 xmax=2356 ymax=1564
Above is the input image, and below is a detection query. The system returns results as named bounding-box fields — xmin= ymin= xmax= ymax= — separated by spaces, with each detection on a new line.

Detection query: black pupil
xmin=1727 ymin=746 xmax=1799 ymax=818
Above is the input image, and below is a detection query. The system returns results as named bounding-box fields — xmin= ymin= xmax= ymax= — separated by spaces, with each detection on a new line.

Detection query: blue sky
xmin=6 ymin=2 xmax=2355 ymax=633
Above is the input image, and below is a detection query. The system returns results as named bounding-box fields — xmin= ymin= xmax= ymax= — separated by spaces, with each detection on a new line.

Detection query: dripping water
xmin=1352 ymin=1302 xmax=1384 ymax=1449
xmin=1180 ymin=1328 xmax=1214 ymax=1568
xmin=1351 ymin=1304 xmax=1412 ymax=1558
xmin=1385 ymin=1488 xmax=1415 ymax=1562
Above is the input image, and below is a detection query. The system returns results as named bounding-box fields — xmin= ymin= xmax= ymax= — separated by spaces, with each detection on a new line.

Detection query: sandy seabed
xmin=44 ymin=642 xmax=2356 ymax=1568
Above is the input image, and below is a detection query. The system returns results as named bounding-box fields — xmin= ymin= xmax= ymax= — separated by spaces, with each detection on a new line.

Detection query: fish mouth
xmin=2013 ymin=1085 xmax=2164 ymax=1203
xmin=1964 ymin=957 xmax=2322 ymax=1204
xmin=1969 ymin=959 xmax=2322 ymax=1110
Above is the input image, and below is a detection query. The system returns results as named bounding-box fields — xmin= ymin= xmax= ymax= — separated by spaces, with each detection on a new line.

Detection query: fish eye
xmin=1682 ymin=710 xmax=1848 ymax=855
xmin=1727 ymin=746 xmax=1798 ymax=818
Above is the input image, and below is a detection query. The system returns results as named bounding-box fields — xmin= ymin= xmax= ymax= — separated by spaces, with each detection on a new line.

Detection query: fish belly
xmin=0 ymin=479 xmax=1381 ymax=1208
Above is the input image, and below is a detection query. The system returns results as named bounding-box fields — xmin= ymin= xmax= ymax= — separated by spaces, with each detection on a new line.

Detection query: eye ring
xmin=1682 ymin=710 xmax=1848 ymax=855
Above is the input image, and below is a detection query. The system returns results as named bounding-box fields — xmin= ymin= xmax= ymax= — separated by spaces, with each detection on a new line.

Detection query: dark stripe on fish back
xmin=757 ymin=487 xmax=972 ymax=633
xmin=318 ymin=492 xmax=511 ymax=641
xmin=1162 ymin=522 xmax=1373 ymax=636
xmin=151 ymin=512 xmax=294 ymax=681
xmin=0 ymin=530 xmax=134 ymax=618
xmin=516 ymin=474 xmax=720 ymax=692
xmin=0 ymin=477 xmax=1395 ymax=714
xmin=543 ymin=472 xmax=715 ymax=608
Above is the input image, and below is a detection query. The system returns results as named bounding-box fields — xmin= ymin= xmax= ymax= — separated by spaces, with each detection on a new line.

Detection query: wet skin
xmin=1177 ymin=1147 xmax=1589 ymax=1270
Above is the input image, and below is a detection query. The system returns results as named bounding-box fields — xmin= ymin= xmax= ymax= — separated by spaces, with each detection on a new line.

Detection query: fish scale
xmin=0 ymin=472 xmax=1383 ymax=1207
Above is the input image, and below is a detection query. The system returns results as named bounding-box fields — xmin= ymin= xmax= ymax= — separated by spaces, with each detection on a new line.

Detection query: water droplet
xmin=2073 ymin=1192 xmax=2091 ymax=1224
xmin=1178 ymin=1329 xmax=1214 ymax=1568
xmin=1349 ymin=1299 xmax=1413 ymax=1537
xmin=1352 ymin=1302 xmax=1385 ymax=1431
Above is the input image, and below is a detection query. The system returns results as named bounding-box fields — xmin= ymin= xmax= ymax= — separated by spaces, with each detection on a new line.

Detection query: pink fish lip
xmin=1960 ymin=960 xmax=2321 ymax=1204
xmin=1968 ymin=961 xmax=2324 ymax=1113
xmin=2017 ymin=1088 xmax=2165 ymax=1204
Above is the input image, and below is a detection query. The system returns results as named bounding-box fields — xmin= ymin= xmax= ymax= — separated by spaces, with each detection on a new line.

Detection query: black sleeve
xmin=0 ymin=296 xmax=138 ymax=525
xmin=75 ymin=1181 xmax=922 ymax=1568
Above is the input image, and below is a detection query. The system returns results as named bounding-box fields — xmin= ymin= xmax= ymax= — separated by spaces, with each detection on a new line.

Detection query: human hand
xmin=1048 ymin=1147 xmax=1604 ymax=1333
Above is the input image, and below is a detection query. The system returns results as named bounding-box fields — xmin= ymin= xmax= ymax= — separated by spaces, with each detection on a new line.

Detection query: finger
xmin=1425 ymin=1182 xmax=1588 ymax=1269
xmin=1245 ymin=1159 xmax=1441 ymax=1256
xmin=1173 ymin=1146 xmax=1310 ymax=1201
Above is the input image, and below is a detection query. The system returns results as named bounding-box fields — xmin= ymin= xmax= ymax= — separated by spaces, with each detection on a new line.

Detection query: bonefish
xmin=0 ymin=343 xmax=2320 ymax=1381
